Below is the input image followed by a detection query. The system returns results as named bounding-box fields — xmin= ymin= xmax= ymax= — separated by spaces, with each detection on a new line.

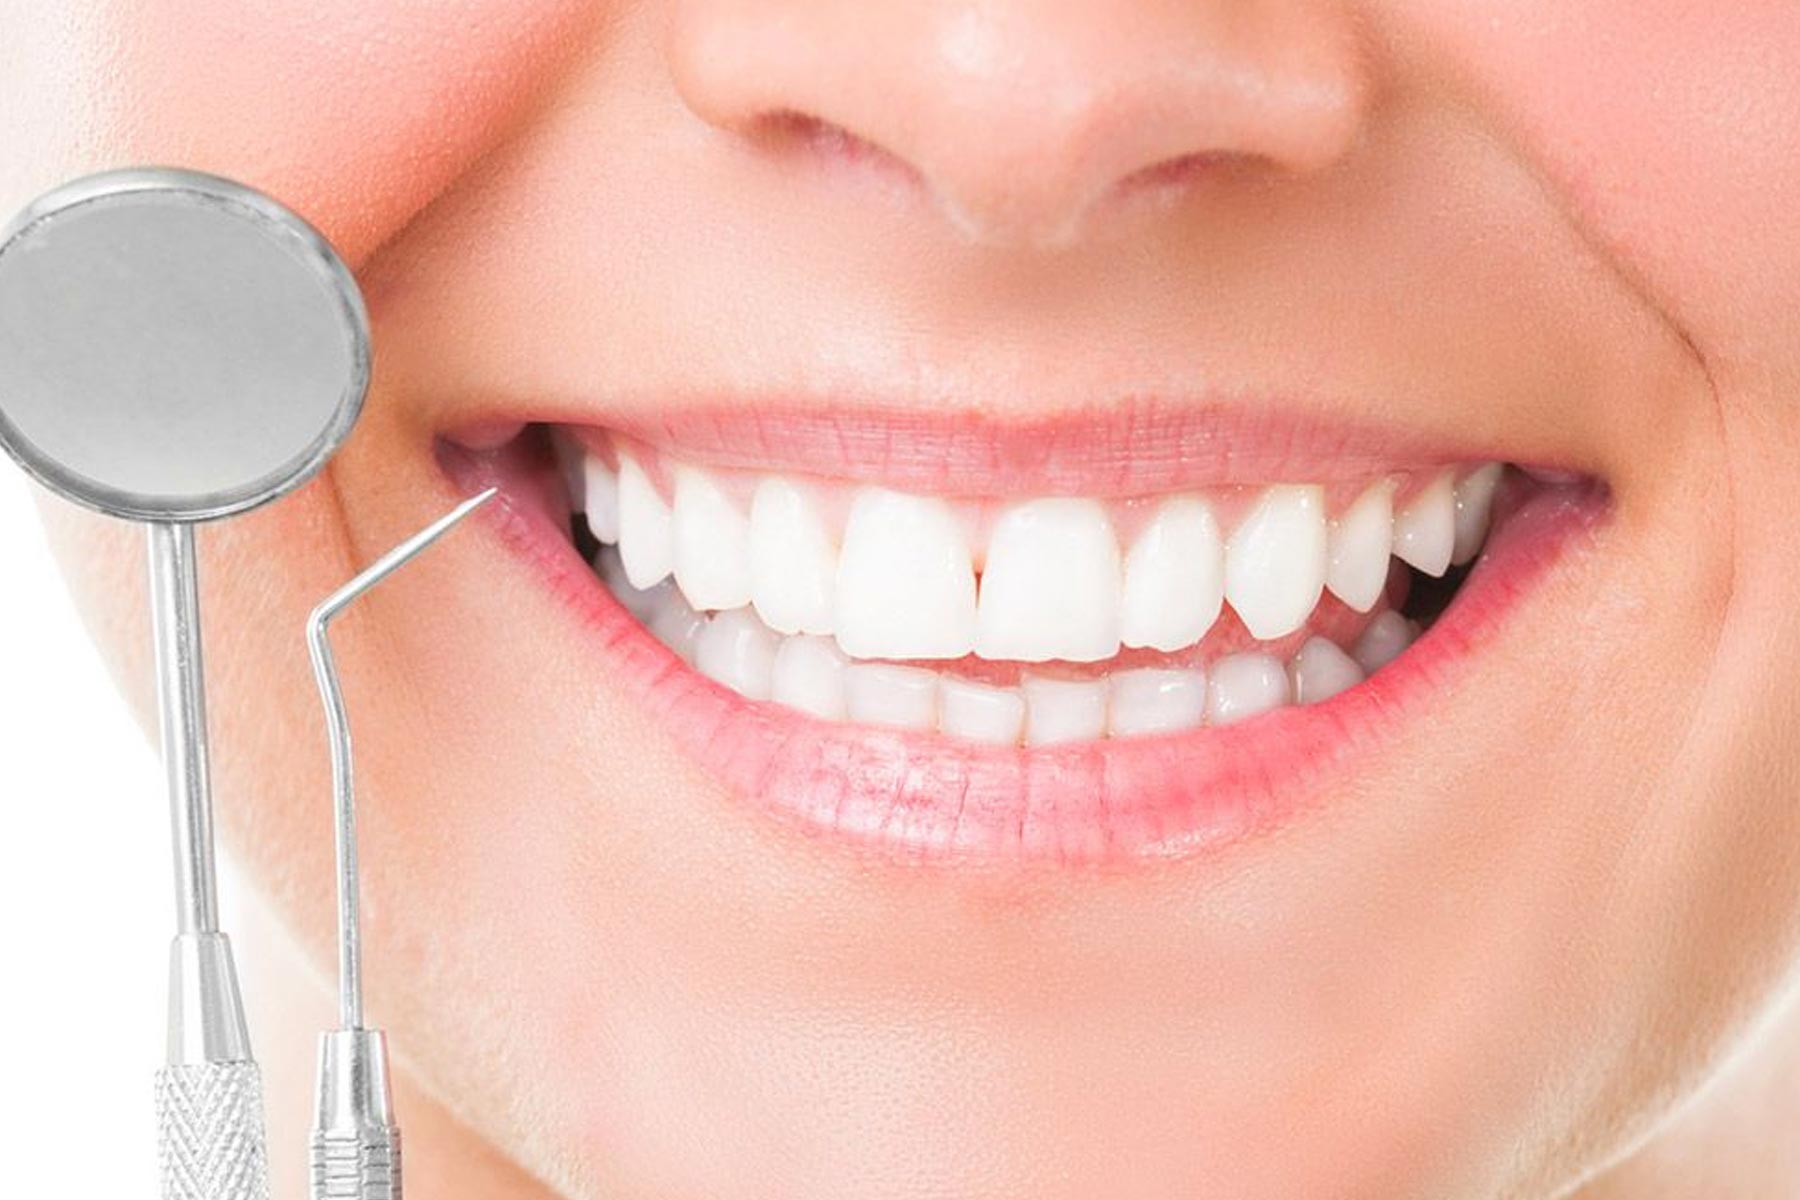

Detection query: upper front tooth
xmin=1225 ymin=485 xmax=1328 ymax=641
xmin=583 ymin=453 xmax=621 ymax=544
xmin=672 ymin=465 xmax=752 ymax=611
xmin=749 ymin=477 xmax=836 ymax=635
xmin=1326 ymin=480 xmax=1393 ymax=613
xmin=831 ymin=485 xmax=979 ymax=658
xmin=617 ymin=454 xmax=675 ymax=589
xmin=1451 ymin=464 xmax=1504 ymax=565
xmin=1393 ymin=471 xmax=1456 ymax=577
xmin=835 ymin=489 xmax=977 ymax=660
xmin=975 ymin=498 xmax=1121 ymax=663
xmin=1120 ymin=496 xmax=1225 ymax=652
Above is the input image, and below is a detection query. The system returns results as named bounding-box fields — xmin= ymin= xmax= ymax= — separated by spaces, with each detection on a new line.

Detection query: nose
xmin=669 ymin=0 xmax=1370 ymax=246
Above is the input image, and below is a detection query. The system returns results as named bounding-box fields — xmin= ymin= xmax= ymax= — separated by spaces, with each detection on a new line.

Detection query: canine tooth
xmin=770 ymin=634 xmax=848 ymax=720
xmin=1326 ymin=480 xmax=1393 ymax=613
xmin=617 ymin=455 xmax=675 ymax=589
xmin=844 ymin=662 xmax=938 ymax=730
xmin=835 ymin=489 xmax=977 ymax=659
xmin=1207 ymin=653 xmax=1290 ymax=727
xmin=694 ymin=608 xmax=778 ymax=699
xmin=1022 ymin=676 xmax=1109 ymax=746
xmin=1225 ymin=485 xmax=1327 ymax=641
xmin=1352 ymin=611 xmax=1418 ymax=675
xmin=975 ymin=499 xmax=1121 ymax=663
xmin=1120 ymin=496 xmax=1225 ymax=652
xmin=1452 ymin=463 xmax=1504 ymax=565
xmin=1108 ymin=668 xmax=1207 ymax=737
xmin=939 ymin=678 xmax=1025 ymax=745
xmin=583 ymin=453 xmax=621 ymax=544
xmin=1290 ymin=637 xmax=1364 ymax=705
xmin=749 ymin=477 xmax=836 ymax=635
xmin=1393 ymin=471 xmax=1456 ymax=577
xmin=672 ymin=465 xmax=753 ymax=611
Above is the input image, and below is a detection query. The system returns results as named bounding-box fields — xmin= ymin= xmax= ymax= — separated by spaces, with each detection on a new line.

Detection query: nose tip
xmin=670 ymin=0 xmax=1369 ymax=247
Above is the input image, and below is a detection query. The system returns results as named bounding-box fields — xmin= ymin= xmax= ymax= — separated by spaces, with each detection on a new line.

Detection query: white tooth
xmin=749 ymin=477 xmax=836 ymax=635
xmin=1224 ymin=485 xmax=1327 ymax=641
xmin=1022 ymin=675 xmax=1109 ymax=746
xmin=938 ymin=678 xmax=1025 ymax=745
xmin=1289 ymin=637 xmax=1365 ymax=705
xmin=1206 ymin=653 xmax=1291 ymax=727
xmin=844 ymin=663 xmax=938 ymax=731
xmin=1352 ymin=610 xmax=1419 ymax=675
xmin=693 ymin=608 xmax=778 ymax=700
xmin=672 ymin=464 xmax=753 ymax=611
xmin=1107 ymin=668 xmax=1207 ymax=737
xmin=1393 ymin=471 xmax=1456 ymax=577
xmin=770 ymin=634 xmax=848 ymax=720
xmin=582 ymin=453 xmax=621 ymax=544
xmin=1120 ymin=496 xmax=1225 ymax=652
xmin=835 ymin=489 xmax=977 ymax=660
xmin=617 ymin=455 xmax=675 ymax=589
xmin=975 ymin=499 xmax=1121 ymax=663
xmin=1452 ymin=463 xmax=1504 ymax=565
xmin=646 ymin=590 xmax=706 ymax=662
xmin=598 ymin=547 xmax=673 ymax=621
xmin=1326 ymin=480 xmax=1393 ymax=613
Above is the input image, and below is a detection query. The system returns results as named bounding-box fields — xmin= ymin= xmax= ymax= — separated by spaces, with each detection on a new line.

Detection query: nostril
xmin=1115 ymin=150 xmax=1267 ymax=201
xmin=754 ymin=110 xmax=925 ymax=190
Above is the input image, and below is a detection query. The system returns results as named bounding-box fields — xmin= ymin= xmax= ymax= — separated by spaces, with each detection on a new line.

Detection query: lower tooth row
xmin=599 ymin=548 xmax=1417 ymax=745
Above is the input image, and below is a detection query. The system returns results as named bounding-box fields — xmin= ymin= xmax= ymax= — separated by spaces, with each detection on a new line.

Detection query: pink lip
xmin=447 ymin=398 xmax=1529 ymax=497
xmin=441 ymin=433 xmax=1604 ymax=867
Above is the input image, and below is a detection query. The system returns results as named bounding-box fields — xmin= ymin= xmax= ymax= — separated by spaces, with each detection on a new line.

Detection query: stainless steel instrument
xmin=0 ymin=167 xmax=371 ymax=1200
xmin=305 ymin=487 xmax=496 ymax=1200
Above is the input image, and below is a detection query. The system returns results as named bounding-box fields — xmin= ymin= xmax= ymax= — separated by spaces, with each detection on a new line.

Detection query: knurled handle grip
xmin=311 ymin=1126 xmax=402 ymax=1199
xmin=155 ymin=1061 xmax=272 ymax=1200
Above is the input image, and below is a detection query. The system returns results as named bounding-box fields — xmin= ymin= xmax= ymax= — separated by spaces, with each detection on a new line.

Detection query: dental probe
xmin=0 ymin=168 xmax=370 ymax=1200
xmin=305 ymin=486 xmax=498 ymax=1200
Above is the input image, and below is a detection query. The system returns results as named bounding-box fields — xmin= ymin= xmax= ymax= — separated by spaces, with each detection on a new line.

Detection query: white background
xmin=1 ymin=469 xmax=175 ymax=1190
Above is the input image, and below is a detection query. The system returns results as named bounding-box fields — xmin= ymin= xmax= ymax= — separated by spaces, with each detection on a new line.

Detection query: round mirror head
xmin=0 ymin=168 xmax=369 ymax=522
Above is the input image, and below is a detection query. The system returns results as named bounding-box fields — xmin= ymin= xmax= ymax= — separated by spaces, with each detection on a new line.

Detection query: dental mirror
xmin=0 ymin=166 xmax=369 ymax=1200
xmin=0 ymin=166 xmax=367 ymax=521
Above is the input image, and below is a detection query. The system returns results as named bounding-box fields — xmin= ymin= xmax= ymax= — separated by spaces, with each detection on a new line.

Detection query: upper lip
xmin=445 ymin=397 xmax=1557 ymax=497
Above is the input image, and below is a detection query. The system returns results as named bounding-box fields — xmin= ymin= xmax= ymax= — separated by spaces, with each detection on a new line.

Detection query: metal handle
xmin=155 ymin=1060 xmax=271 ymax=1200
xmin=310 ymin=1030 xmax=402 ymax=1200
xmin=150 ymin=525 xmax=271 ymax=1200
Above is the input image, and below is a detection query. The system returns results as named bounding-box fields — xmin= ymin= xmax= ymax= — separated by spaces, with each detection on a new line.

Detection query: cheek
xmin=84 ymin=0 xmax=601 ymax=262
xmin=1395 ymin=1 xmax=1800 ymax=376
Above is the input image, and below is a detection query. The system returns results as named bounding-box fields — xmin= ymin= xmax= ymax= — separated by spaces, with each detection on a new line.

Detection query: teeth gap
xmin=1398 ymin=555 xmax=1472 ymax=628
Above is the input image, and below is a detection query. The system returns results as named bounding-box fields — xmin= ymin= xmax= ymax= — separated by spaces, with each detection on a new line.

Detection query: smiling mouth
xmin=444 ymin=408 xmax=1606 ymax=865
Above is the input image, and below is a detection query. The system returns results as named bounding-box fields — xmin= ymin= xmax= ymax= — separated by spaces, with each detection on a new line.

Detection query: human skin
xmin=5 ymin=1 xmax=1800 ymax=1196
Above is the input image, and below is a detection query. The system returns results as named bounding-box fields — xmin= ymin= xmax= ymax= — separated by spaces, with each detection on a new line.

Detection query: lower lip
xmin=444 ymin=443 xmax=1603 ymax=867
